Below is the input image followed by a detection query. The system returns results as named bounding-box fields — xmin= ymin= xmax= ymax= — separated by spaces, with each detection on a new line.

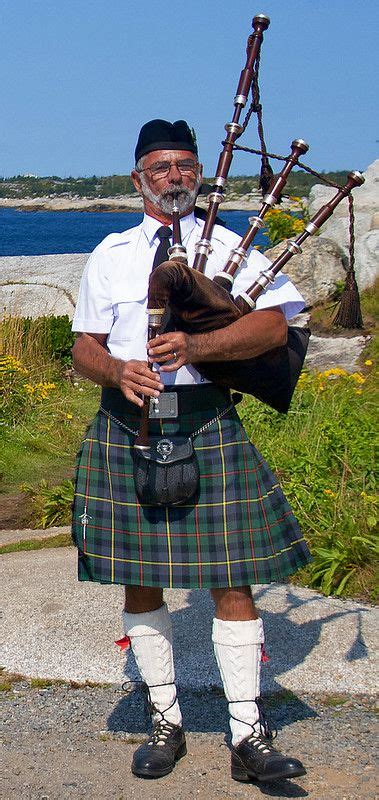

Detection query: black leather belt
xmin=100 ymin=385 xmax=232 ymax=417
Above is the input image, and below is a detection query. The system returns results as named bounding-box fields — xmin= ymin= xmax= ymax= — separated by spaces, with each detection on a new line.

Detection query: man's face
xmin=132 ymin=149 xmax=203 ymax=219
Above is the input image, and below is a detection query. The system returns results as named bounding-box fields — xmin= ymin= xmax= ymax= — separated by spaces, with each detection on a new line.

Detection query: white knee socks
xmin=123 ymin=602 xmax=182 ymax=727
xmin=212 ymin=617 xmax=265 ymax=746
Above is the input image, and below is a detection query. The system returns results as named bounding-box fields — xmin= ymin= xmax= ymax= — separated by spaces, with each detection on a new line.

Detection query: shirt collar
xmin=142 ymin=211 xmax=197 ymax=246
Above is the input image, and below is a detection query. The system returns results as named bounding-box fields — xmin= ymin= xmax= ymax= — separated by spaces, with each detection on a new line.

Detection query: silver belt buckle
xmin=149 ymin=391 xmax=178 ymax=419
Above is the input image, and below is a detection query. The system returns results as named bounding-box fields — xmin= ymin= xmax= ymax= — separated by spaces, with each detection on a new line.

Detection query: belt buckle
xmin=149 ymin=391 xmax=178 ymax=419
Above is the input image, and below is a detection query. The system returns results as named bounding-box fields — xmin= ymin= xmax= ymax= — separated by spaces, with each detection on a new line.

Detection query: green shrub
xmin=22 ymin=315 xmax=75 ymax=367
xmin=240 ymin=362 xmax=378 ymax=600
xmin=0 ymin=354 xmax=58 ymax=426
xmin=309 ymin=532 xmax=378 ymax=597
xmin=264 ymin=198 xmax=309 ymax=246
xmin=20 ymin=479 xmax=74 ymax=528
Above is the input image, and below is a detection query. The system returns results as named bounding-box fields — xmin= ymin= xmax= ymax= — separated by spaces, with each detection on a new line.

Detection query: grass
xmin=0 ymin=532 xmax=73 ymax=555
xmin=0 ymin=669 xmax=110 ymax=692
xmin=322 ymin=694 xmax=349 ymax=707
xmin=0 ymin=379 xmax=99 ymax=492
xmin=238 ymin=358 xmax=378 ymax=602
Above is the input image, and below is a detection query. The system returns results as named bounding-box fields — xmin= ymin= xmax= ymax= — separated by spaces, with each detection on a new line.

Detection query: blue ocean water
xmin=0 ymin=208 xmax=268 ymax=256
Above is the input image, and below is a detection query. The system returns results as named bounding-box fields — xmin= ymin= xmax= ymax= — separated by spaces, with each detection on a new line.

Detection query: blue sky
xmin=1 ymin=0 xmax=378 ymax=177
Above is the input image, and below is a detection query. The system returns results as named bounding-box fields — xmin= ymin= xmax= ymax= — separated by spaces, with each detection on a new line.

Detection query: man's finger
xmin=120 ymin=368 xmax=164 ymax=389
xmin=160 ymin=357 xmax=185 ymax=373
xmin=124 ymin=389 xmax=144 ymax=408
xmin=149 ymin=352 xmax=176 ymax=364
xmin=147 ymin=343 xmax=173 ymax=358
xmin=121 ymin=378 xmax=163 ymax=396
xmin=129 ymin=362 xmax=162 ymax=380
xmin=147 ymin=333 xmax=171 ymax=348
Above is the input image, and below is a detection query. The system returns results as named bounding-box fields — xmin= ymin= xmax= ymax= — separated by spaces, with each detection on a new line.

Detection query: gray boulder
xmin=308 ymin=159 xmax=379 ymax=289
xmin=0 ymin=253 xmax=87 ymax=319
xmin=265 ymin=236 xmax=346 ymax=307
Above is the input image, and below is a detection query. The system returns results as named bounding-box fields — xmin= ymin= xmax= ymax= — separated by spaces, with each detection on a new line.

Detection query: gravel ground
xmin=1 ymin=683 xmax=377 ymax=800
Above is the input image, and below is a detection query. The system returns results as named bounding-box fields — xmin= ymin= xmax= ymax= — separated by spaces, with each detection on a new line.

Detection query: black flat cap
xmin=135 ymin=119 xmax=198 ymax=163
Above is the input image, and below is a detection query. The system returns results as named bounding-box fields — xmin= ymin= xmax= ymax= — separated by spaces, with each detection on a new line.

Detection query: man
xmin=72 ymin=119 xmax=311 ymax=783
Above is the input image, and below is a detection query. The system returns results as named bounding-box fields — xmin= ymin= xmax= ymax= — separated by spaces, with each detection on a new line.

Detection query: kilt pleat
xmin=72 ymin=394 xmax=311 ymax=588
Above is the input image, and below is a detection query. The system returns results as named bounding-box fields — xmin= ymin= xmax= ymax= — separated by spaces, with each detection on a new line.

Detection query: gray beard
xmin=140 ymin=175 xmax=202 ymax=215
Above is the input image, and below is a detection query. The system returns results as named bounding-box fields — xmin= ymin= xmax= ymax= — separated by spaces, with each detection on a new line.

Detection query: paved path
xmin=0 ymin=526 xmax=71 ymax=547
xmin=1 ymin=547 xmax=377 ymax=695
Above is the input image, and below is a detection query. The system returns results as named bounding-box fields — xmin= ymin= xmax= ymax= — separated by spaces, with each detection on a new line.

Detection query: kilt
xmin=72 ymin=385 xmax=311 ymax=589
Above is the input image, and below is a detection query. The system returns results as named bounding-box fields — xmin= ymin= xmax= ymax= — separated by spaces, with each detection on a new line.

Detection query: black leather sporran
xmin=133 ymin=435 xmax=200 ymax=506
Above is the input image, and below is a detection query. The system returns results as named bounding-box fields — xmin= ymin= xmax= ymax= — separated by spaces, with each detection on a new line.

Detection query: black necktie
xmin=152 ymin=226 xmax=172 ymax=270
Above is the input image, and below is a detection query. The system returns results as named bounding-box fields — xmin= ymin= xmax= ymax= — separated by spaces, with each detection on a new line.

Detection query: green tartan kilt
xmin=72 ymin=387 xmax=311 ymax=589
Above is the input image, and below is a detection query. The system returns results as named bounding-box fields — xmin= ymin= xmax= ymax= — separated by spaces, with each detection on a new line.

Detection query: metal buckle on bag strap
xmin=148 ymin=392 xmax=178 ymax=419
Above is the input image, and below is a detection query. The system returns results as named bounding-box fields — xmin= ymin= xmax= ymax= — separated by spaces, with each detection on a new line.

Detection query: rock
xmin=305 ymin=334 xmax=370 ymax=372
xmin=308 ymin=159 xmax=379 ymax=289
xmin=265 ymin=237 xmax=346 ymax=306
xmin=0 ymin=253 xmax=87 ymax=319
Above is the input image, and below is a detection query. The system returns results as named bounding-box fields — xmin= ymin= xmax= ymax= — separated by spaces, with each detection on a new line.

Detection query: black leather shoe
xmin=131 ymin=720 xmax=187 ymax=779
xmin=231 ymin=733 xmax=306 ymax=783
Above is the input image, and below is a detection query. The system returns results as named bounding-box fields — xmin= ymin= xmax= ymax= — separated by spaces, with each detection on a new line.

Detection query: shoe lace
xmin=148 ymin=718 xmax=178 ymax=747
xmin=230 ymin=695 xmax=277 ymax=744
xmin=122 ymin=679 xmax=179 ymax=746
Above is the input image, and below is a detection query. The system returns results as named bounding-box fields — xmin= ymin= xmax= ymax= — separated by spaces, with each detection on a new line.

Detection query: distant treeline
xmin=0 ymin=171 xmax=350 ymax=199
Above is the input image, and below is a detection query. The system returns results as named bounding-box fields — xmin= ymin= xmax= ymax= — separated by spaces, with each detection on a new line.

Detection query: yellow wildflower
xmin=322 ymin=368 xmax=348 ymax=379
xmin=355 ymin=388 xmax=363 ymax=395
xmin=364 ymin=359 xmax=373 ymax=366
xmin=66 ymin=413 xmax=73 ymax=420
xmin=360 ymin=492 xmax=378 ymax=505
xmin=324 ymin=489 xmax=336 ymax=497
xmin=350 ymin=372 xmax=365 ymax=385
xmin=0 ymin=355 xmax=28 ymax=375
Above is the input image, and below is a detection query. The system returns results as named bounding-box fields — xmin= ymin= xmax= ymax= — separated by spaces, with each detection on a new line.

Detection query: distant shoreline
xmin=0 ymin=192 xmax=291 ymax=213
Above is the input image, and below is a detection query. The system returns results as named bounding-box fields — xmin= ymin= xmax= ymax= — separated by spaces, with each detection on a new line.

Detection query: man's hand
xmin=147 ymin=332 xmax=194 ymax=372
xmin=115 ymin=359 xmax=164 ymax=407
xmin=72 ymin=333 xmax=164 ymax=408
xmin=147 ymin=308 xmax=287 ymax=371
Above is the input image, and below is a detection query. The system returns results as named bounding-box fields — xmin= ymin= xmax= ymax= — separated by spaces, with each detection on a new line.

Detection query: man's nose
xmin=167 ymin=163 xmax=182 ymax=181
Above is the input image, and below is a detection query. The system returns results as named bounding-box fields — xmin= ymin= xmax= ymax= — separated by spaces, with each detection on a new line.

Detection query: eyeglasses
xmin=137 ymin=159 xmax=199 ymax=179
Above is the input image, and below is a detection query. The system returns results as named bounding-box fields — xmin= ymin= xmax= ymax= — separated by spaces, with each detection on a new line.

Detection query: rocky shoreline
xmin=0 ymin=194 xmax=265 ymax=213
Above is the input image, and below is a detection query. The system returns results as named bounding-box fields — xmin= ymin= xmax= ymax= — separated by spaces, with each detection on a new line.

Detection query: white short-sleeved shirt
xmin=72 ymin=211 xmax=305 ymax=385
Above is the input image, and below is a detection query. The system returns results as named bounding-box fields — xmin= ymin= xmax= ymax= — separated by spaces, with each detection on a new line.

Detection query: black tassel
xmin=333 ymin=269 xmax=363 ymax=329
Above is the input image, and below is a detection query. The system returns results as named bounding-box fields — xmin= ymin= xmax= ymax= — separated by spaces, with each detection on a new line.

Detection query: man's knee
xmin=124 ymin=585 xmax=164 ymax=613
xmin=211 ymin=586 xmax=258 ymax=620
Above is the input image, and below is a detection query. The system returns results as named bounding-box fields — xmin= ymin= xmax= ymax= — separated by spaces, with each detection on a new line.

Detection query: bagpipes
xmin=134 ymin=12 xmax=364 ymax=452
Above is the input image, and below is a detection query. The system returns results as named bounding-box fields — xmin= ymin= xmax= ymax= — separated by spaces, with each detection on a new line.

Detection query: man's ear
xmin=131 ymin=169 xmax=142 ymax=194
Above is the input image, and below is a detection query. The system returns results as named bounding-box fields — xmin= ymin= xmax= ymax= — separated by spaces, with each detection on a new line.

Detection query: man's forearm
xmin=189 ymin=308 xmax=288 ymax=363
xmin=72 ymin=334 xmax=121 ymax=386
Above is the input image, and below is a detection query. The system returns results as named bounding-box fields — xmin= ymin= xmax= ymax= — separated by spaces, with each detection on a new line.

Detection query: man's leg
xmin=123 ymin=586 xmax=185 ymax=778
xmin=211 ymin=586 xmax=306 ymax=783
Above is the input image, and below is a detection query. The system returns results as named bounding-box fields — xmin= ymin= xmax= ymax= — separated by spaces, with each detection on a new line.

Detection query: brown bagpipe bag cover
xmin=149 ymin=260 xmax=310 ymax=414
